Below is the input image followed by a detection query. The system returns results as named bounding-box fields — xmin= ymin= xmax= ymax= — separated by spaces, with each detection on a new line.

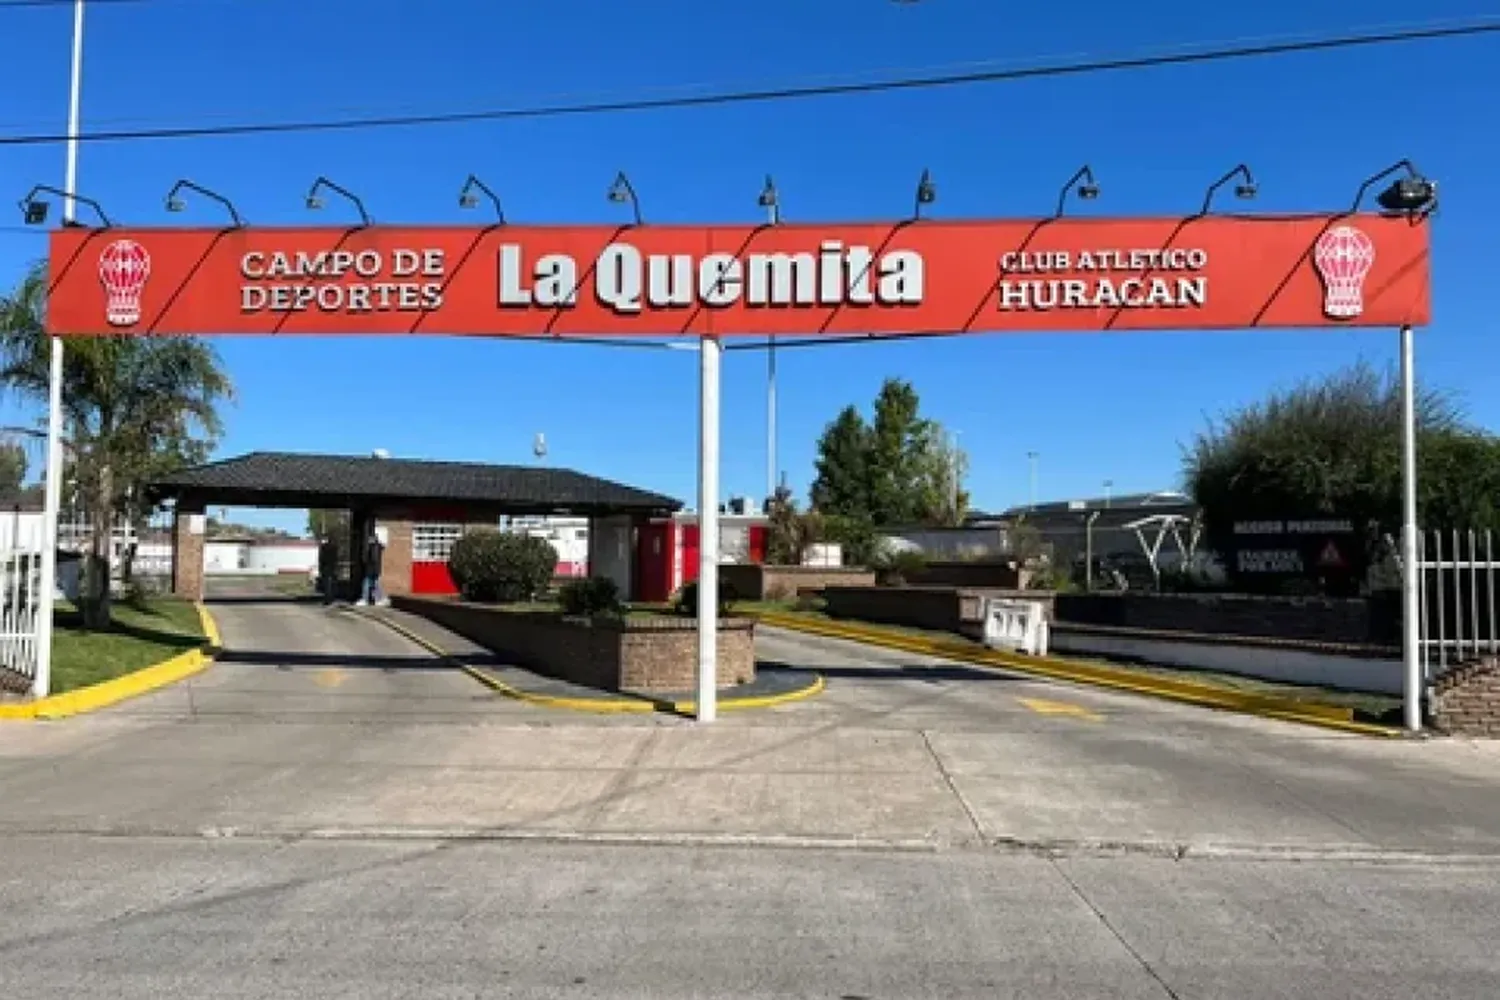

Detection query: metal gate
xmin=1417 ymin=529 xmax=1499 ymax=683
xmin=0 ymin=508 xmax=44 ymax=690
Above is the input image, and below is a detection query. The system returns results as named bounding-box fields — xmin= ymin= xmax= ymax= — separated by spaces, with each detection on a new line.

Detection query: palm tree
xmin=0 ymin=260 xmax=233 ymax=628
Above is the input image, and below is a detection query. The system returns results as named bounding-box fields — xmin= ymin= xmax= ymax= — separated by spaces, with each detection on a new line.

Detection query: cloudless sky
xmin=1 ymin=0 xmax=1497 ymax=533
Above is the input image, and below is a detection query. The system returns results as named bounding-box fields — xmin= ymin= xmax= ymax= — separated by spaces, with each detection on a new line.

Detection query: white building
xmin=502 ymin=515 xmax=590 ymax=577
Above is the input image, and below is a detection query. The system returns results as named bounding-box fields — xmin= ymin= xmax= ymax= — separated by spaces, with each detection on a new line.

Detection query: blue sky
xmin=1 ymin=0 xmax=1496 ymax=533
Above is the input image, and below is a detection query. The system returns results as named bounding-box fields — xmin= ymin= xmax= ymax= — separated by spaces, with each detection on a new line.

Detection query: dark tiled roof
xmin=149 ymin=451 xmax=682 ymax=513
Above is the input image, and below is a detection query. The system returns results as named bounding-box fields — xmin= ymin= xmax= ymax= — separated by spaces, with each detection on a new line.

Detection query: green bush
xmin=558 ymin=576 xmax=623 ymax=617
xmin=447 ymin=528 xmax=558 ymax=603
xmin=872 ymin=548 xmax=926 ymax=586
xmin=673 ymin=579 xmax=739 ymax=617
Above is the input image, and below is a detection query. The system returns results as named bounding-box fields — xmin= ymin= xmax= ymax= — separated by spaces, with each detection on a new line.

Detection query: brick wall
xmin=378 ymin=514 xmax=414 ymax=597
xmin=1053 ymin=592 xmax=1389 ymax=647
xmin=719 ymin=564 xmax=877 ymax=601
xmin=172 ymin=505 xmax=206 ymax=601
xmin=1432 ymin=656 xmax=1500 ymax=737
xmin=393 ymin=595 xmax=755 ymax=693
xmin=823 ymin=586 xmax=1055 ymax=638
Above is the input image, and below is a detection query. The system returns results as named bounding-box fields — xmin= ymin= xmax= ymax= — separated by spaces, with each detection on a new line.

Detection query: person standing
xmin=357 ymin=524 xmax=388 ymax=607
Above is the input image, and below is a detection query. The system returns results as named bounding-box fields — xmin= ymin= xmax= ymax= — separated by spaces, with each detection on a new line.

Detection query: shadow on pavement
xmin=756 ymin=659 xmax=1024 ymax=685
xmin=215 ymin=650 xmax=456 ymax=672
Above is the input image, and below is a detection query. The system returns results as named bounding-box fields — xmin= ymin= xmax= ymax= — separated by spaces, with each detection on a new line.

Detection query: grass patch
xmin=51 ymin=598 xmax=207 ymax=695
xmin=752 ymin=606 xmax=1403 ymax=725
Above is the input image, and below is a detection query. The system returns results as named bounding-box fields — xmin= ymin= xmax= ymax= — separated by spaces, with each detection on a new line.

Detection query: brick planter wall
xmin=822 ymin=586 xmax=1055 ymax=639
xmin=1432 ymin=656 xmax=1500 ymax=737
xmin=718 ymin=564 xmax=877 ymax=602
xmin=393 ymin=595 xmax=755 ymax=693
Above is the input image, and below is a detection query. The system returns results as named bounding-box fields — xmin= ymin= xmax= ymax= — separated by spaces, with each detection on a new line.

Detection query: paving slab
xmin=2 ymin=834 xmax=1498 ymax=999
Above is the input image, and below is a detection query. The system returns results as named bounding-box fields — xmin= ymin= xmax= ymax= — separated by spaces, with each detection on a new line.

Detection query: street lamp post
xmin=758 ymin=176 xmax=780 ymax=505
xmin=34 ymin=0 xmax=87 ymax=698
xmin=1027 ymin=452 xmax=1039 ymax=512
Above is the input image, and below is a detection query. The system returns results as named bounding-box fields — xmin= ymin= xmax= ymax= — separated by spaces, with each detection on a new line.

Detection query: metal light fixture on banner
xmin=305 ymin=176 xmax=372 ymax=226
xmin=1054 ymin=165 xmax=1100 ymax=218
xmin=607 ymin=171 xmax=642 ymax=226
xmin=164 ymin=179 xmax=245 ymax=227
xmin=1199 ymin=164 xmax=1257 ymax=215
xmin=913 ymin=168 xmax=936 ymax=221
xmin=18 ymin=183 xmax=112 ymax=228
xmin=1353 ymin=159 xmax=1438 ymax=219
xmin=458 ymin=174 xmax=505 ymax=223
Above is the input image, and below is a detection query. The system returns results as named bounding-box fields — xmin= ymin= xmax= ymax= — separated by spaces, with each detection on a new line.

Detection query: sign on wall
xmin=1227 ymin=517 xmax=1367 ymax=592
xmin=47 ymin=214 xmax=1430 ymax=337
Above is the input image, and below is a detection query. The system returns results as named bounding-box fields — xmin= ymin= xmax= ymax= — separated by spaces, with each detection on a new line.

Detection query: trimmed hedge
xmin=448 ymin=529 xmax=558 ymax=603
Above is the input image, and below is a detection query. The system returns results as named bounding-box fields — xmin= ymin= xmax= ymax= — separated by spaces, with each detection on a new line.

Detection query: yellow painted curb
xmin=0 ymin=601 xmax=221 ymax=721
xmin=753 ymin=611 xmax=1403 ymax=738
xmin=365 ymin=610 xmax=825 ymax=715
xmin=198 ymin=600 xmax=223 ymax=651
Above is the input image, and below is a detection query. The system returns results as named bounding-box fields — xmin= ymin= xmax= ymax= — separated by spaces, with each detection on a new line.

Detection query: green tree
xmin=809 ymin=405 xmax=871 ymax=518
xmin=0 ymin=442 xmax=26 ymax=495
xmin=764 ymin=484 xmax=824 ymax=566
xmin=1184 ymin=360 xmax=1499 ymax=585
xmin=308 ymin=509 xmax=351 ymax=540
xmin=1 ymin=261 xmax=233 ymax=628
xmin=866 ymin=378 xmax=930 ymax=525
xmin=810 ymin=378 xmax=968 ymax=529
xmin=910 ymin=423 xmax=970 ymax=527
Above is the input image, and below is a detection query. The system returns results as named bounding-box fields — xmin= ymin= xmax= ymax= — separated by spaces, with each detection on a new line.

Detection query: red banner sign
xmin=47 ymin=214 xmax=1431 ymax=336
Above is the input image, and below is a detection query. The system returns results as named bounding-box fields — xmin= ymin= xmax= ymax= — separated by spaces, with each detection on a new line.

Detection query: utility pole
xmin=948 ymin=429 xmax=962 ymax=525
xmin=760 ymin=177 xmax=781 ymax=505
xmin=1027 ymin=451 xmax=1039 ymax=512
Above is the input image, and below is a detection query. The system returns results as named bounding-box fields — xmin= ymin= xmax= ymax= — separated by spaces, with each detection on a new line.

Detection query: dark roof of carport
xmin=148 ymin=451 xmax=682 ymax=514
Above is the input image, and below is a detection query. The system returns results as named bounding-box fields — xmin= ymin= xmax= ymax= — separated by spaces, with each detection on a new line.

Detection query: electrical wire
xmin=0 ymin=17 xmax=1495 ymax=147
xmin=0 ymin=0 xmax=146 ymax=7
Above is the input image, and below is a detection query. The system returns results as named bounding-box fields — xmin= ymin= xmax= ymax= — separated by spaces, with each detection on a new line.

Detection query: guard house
xmin=147 ymin=451 xmax=682 ymax=601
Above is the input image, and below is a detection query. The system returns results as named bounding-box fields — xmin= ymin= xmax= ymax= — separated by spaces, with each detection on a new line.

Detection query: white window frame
xmin=412 ymin=523 xmax=464 ymax=563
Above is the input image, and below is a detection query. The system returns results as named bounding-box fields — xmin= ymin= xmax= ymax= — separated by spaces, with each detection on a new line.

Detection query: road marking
xmin=1018 ymin=697 xmax=1103 ymax=722
xmin=314 ymin=669 xmax=348 ymax=689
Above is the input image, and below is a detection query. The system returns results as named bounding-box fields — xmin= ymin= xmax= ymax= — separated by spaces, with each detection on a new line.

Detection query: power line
xmin=0 ymin=0 xmax=147 ymax=8
xmin=0 ymin=17 xmax=1495 ymax=147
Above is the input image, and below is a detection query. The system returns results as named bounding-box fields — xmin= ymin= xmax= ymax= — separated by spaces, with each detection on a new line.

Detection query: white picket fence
xmin=0 ymin=508 xmax=161 ymax=690
xmin=0 ymin=511 xmax=46 ymax=688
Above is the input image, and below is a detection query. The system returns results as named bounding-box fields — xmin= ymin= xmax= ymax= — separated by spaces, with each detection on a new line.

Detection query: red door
xmin=680 ymin=524 xmax=700 ymax=586
xmin=634 ymin=522 xmax=672 ymax=603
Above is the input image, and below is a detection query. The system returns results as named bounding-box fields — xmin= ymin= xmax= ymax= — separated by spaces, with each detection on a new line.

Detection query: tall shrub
xmin=447 ymin=529 xmax=558 ymax=603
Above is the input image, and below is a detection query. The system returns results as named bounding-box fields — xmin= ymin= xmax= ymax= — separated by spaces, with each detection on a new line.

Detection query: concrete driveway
xmin=1 ymin=593 xmax=1499 ymax=998
xmin=0 ymin=592 xmax=1494 ymax=856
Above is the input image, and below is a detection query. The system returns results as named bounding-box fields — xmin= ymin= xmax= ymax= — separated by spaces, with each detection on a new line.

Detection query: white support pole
xmin=33 ymin=0 xmax=86 ymax=698
xmin=765 ymin=196 xmax=779 ymax=505
xmin=1399 ymin=323 xmax=1422 ymax=733
xmin=696 ymin=335 xmax=722 ymax=722
xmin=766 ymin=340 xmax=777 ymax=503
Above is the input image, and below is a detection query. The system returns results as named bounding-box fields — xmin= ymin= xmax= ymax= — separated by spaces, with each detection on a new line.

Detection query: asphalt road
xmin=0 ymin=590 xmax=1497 ymax=997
